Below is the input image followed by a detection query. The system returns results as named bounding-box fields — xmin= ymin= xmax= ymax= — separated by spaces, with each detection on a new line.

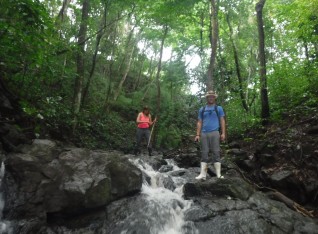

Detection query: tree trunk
xmin=115 ymin=24 xmax=136 ymax=80
xmin=141 ymin=68 xmax=156 ymax=102
xmin=247 ymin=49 xmax=258 ymax=109
xmin=256 ymin=0 xmax=270 ymax=125
xmin=0 ymin=78 xmax=19 ymax=116
xmin=133 ymin=58 xmax=145 ymax=91
xmin=73 ymin=0 xmax=90 ymax=132
xmin=152 ymin=25 xmax=169 ymax=148
xmin=141 ymin=56 xmax=157 ymax=102
xmin=200 ymin=12 xmax=204 ymax=57
xmin=304 ymin=42 xmax=309 ymax=61
xmin=104 ymin=19 xmax=119 ymax=110
xmin=82 ymin=0 xmax=110 ymax=106
xmin=112 ymin=24 xmax=139 ymax=101
xmin=155 ymin=25 xmax=168 ymax=117
xmin=207 ymin=0 xmax=219 ymax=91
xmin=113 ymin=44 xmax=136 ymax=101
xmin=226 ymin=14 xmax=249 ymax=112
xmin=132 ymin=41 xmax=149 ymax=91
xmin=57 ymin=0 xmax=72 ymax=23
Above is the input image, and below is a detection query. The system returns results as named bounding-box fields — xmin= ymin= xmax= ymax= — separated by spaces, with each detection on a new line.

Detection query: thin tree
xmin=207 ymin=0 xmax=219 ymax=91
xmin=113 ymin=25 xmax=138 ymax=101
xmin=152 ymin=24 xmax=169 ymax=148
xmin=141 ymin=55 xmax=158 ymax=102
xmin=256 ymin=0 xmax=270 ymax=124
xmin=155 ymin=25 xmax=169 ymax=118
xmin=226 ymin=14 xmax=249 ymax=112
xmin=104 ymin=17 xmax=119 ymax=110
xmin=73 ymin=0 xmax=90 ymax=132
xmin=56 ymin=0 xmax=72 ymax=23
xmin=82 ymin=0 xmax=111 ymax=106
xmin=113 ymin=43 xmax=136 ymax=101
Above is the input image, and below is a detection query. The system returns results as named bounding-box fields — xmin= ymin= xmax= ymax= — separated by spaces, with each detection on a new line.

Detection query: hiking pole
xmin=147 ymin=118 xmax=156 ymax=148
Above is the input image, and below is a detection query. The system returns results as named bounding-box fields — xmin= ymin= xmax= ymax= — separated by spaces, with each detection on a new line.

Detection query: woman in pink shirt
xmin=134 ymin=106 xmax=156 ymax=156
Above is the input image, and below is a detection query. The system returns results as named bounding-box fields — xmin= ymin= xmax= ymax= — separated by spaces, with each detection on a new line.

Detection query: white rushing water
xmin=0 ymin=158 xmax=198 ymax=234
xmin=131 ymin=158 xmax=198 ymax=234
xmin=0 ymin=162 xmax=12 ymax=234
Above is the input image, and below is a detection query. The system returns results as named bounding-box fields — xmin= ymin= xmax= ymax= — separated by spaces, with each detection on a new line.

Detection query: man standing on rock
xmin=194 ymin=90 xmax=226 ymax=180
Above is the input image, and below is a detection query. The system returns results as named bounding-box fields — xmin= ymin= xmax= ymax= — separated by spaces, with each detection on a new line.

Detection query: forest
xmin=1 ymin=1 xmax=318 ymax=233
xmin=1 ymin=0 xmax=318 ymax=150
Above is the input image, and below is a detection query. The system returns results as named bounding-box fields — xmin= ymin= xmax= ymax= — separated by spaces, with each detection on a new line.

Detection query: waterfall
xmin=0 ymin=162 xmax=12 ymax=234
xmin=0 ymin=157 xmax=199 ymax=234
xmin=128 ymin=158 xmax=198 ymax=234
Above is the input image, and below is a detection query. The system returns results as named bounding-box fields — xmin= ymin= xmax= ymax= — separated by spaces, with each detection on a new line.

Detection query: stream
xmin=0 ymin=157 xmax=198 ymax=234
xmin=106 ymin=157 xmax=199 ymax=234
xmin=130 ymin=158 xmax=198 ymax=234
xmin=0 ymin=162 xmax=12 ymax=234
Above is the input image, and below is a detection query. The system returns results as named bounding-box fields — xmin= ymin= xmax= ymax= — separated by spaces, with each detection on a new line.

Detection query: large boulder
xmin=2 ymin=139 xmax=142 ymax=225
xmin=183 ymin=177 xmax=318 ymax=234
xmin=183 ymin=177 xmax=254 ymax=201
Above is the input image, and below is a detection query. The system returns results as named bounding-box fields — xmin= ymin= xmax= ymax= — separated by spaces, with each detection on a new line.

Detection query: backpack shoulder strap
xmin=214 ymin=105 xmax=222 ymax=133
xmin=201 ymin=105 xmax=206 ymax=121
xmin=214 ymin=105 xmax=219 ymax=118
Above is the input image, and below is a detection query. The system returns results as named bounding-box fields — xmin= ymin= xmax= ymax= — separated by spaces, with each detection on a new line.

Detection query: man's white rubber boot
xmin=195 ymin=162 xmax=207 ymax=180
xmin=214 ymin=162 xmax=224 ymax=178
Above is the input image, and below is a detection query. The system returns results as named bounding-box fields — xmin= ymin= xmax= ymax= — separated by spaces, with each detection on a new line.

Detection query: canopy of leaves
xmin=1 ymin=0 xmax=317 ymax=149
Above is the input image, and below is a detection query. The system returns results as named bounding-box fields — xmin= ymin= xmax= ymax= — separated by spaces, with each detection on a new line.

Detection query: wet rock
xmin=173 ymin=153 xmax=201 ymax=168
xmin=228 ymin=141 xmax=241 ymax=149
xmin=148 ymin=157 xmax=167 ymax=171
xmin=0 ymin=123 xmax=31 ymax=152
xmin=159 ymin=164 xmax=173 ymax=173
xmin=195 ymin=209 xmax=275 ymax=234
xmin=2 ymin=139 xmax=142 ymax=230
xmin=227 ymin=148 xmax=247 ymax=157
xmin=187 ymin=191 xmax=318 ymax=234
xmin=248 ymin=192 xmax=318 ymax=233
xmin=142 ymin=171 xmax=152 ymax=185
xmin=169 ymin=169 xmax=186 ymax=177
xmin=183 ymin=177 xmax=254 ymax=201
xmin=160 ymin=175 xmax=176 ymax=191
xmin=236 ymin=159 xmax=255 ymax=172
xmin=163 ymin=149 xmax=201 ymax=169
xmin=307 ymin=126 xmax=318 ymax=135
xmin=269 ymin=170 xmax=293 ymax=185
xmin=227 ymin=149 xmax=249 ymax=168
xmin=258 ymin=153 xmax=275 ymax=166
xmin=184 ymin=205 xmax=213 ymax=222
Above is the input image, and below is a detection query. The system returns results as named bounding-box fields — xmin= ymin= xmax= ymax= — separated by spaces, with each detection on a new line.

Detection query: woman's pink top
xmin=138 ymin=113 xmax=150 ymax=128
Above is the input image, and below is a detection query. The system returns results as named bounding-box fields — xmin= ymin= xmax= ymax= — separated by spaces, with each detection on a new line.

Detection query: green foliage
xmin=155 ymin=90 xmax=197 ymax=148
xmin=157 ymin=125 xmax=182 ymax=149
xmin=305 ymin=61 xmax=318 ymax=96
xmin=0 ymin=0 xmax=56 ymax=72
xmin=223 ymin=97 xmax=262 ymax=137
xmin=2 ymin=0 xmax=318 ymax=151
xmin=268 ymin=60 xmax=309 ymax=112
xmin=74 ymin=112 xmax=137 ymax=151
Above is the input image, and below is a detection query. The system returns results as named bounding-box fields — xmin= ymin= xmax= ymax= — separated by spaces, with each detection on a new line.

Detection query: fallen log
xmin=266 ymin=191 xmax=314 ymax=218
xmin=232 ymin=162 xmax=314 ymax=218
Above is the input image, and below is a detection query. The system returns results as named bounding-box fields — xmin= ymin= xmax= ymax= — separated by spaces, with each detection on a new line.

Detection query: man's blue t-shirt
xmin=198 ymin=105 xmax=225 ymax=133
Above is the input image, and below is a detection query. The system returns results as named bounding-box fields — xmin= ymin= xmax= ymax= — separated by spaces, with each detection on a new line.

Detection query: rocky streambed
xmin=0 ymin=139 xmax=317 ymax=234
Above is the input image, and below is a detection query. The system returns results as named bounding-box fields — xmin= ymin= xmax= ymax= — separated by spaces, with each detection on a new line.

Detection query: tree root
xmin=266 ymin=191 xmax=314 ymax=217
xmin=231 ymin=162 xmax=314 ymax=218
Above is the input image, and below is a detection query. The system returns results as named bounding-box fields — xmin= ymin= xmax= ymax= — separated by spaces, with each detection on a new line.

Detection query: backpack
xmin=201 ymin=105 xmax=222 ymax=133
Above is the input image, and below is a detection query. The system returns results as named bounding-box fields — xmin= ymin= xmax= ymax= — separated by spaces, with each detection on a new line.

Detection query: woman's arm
xmin=136 ymin=113 xmax=142 ymax=123
xmin=149 ymin=115 xmax=157 ymax=125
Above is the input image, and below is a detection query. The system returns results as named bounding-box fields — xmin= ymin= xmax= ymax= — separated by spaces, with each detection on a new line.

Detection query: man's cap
xmin=205 ymin=90 xmax=218 ymax=98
